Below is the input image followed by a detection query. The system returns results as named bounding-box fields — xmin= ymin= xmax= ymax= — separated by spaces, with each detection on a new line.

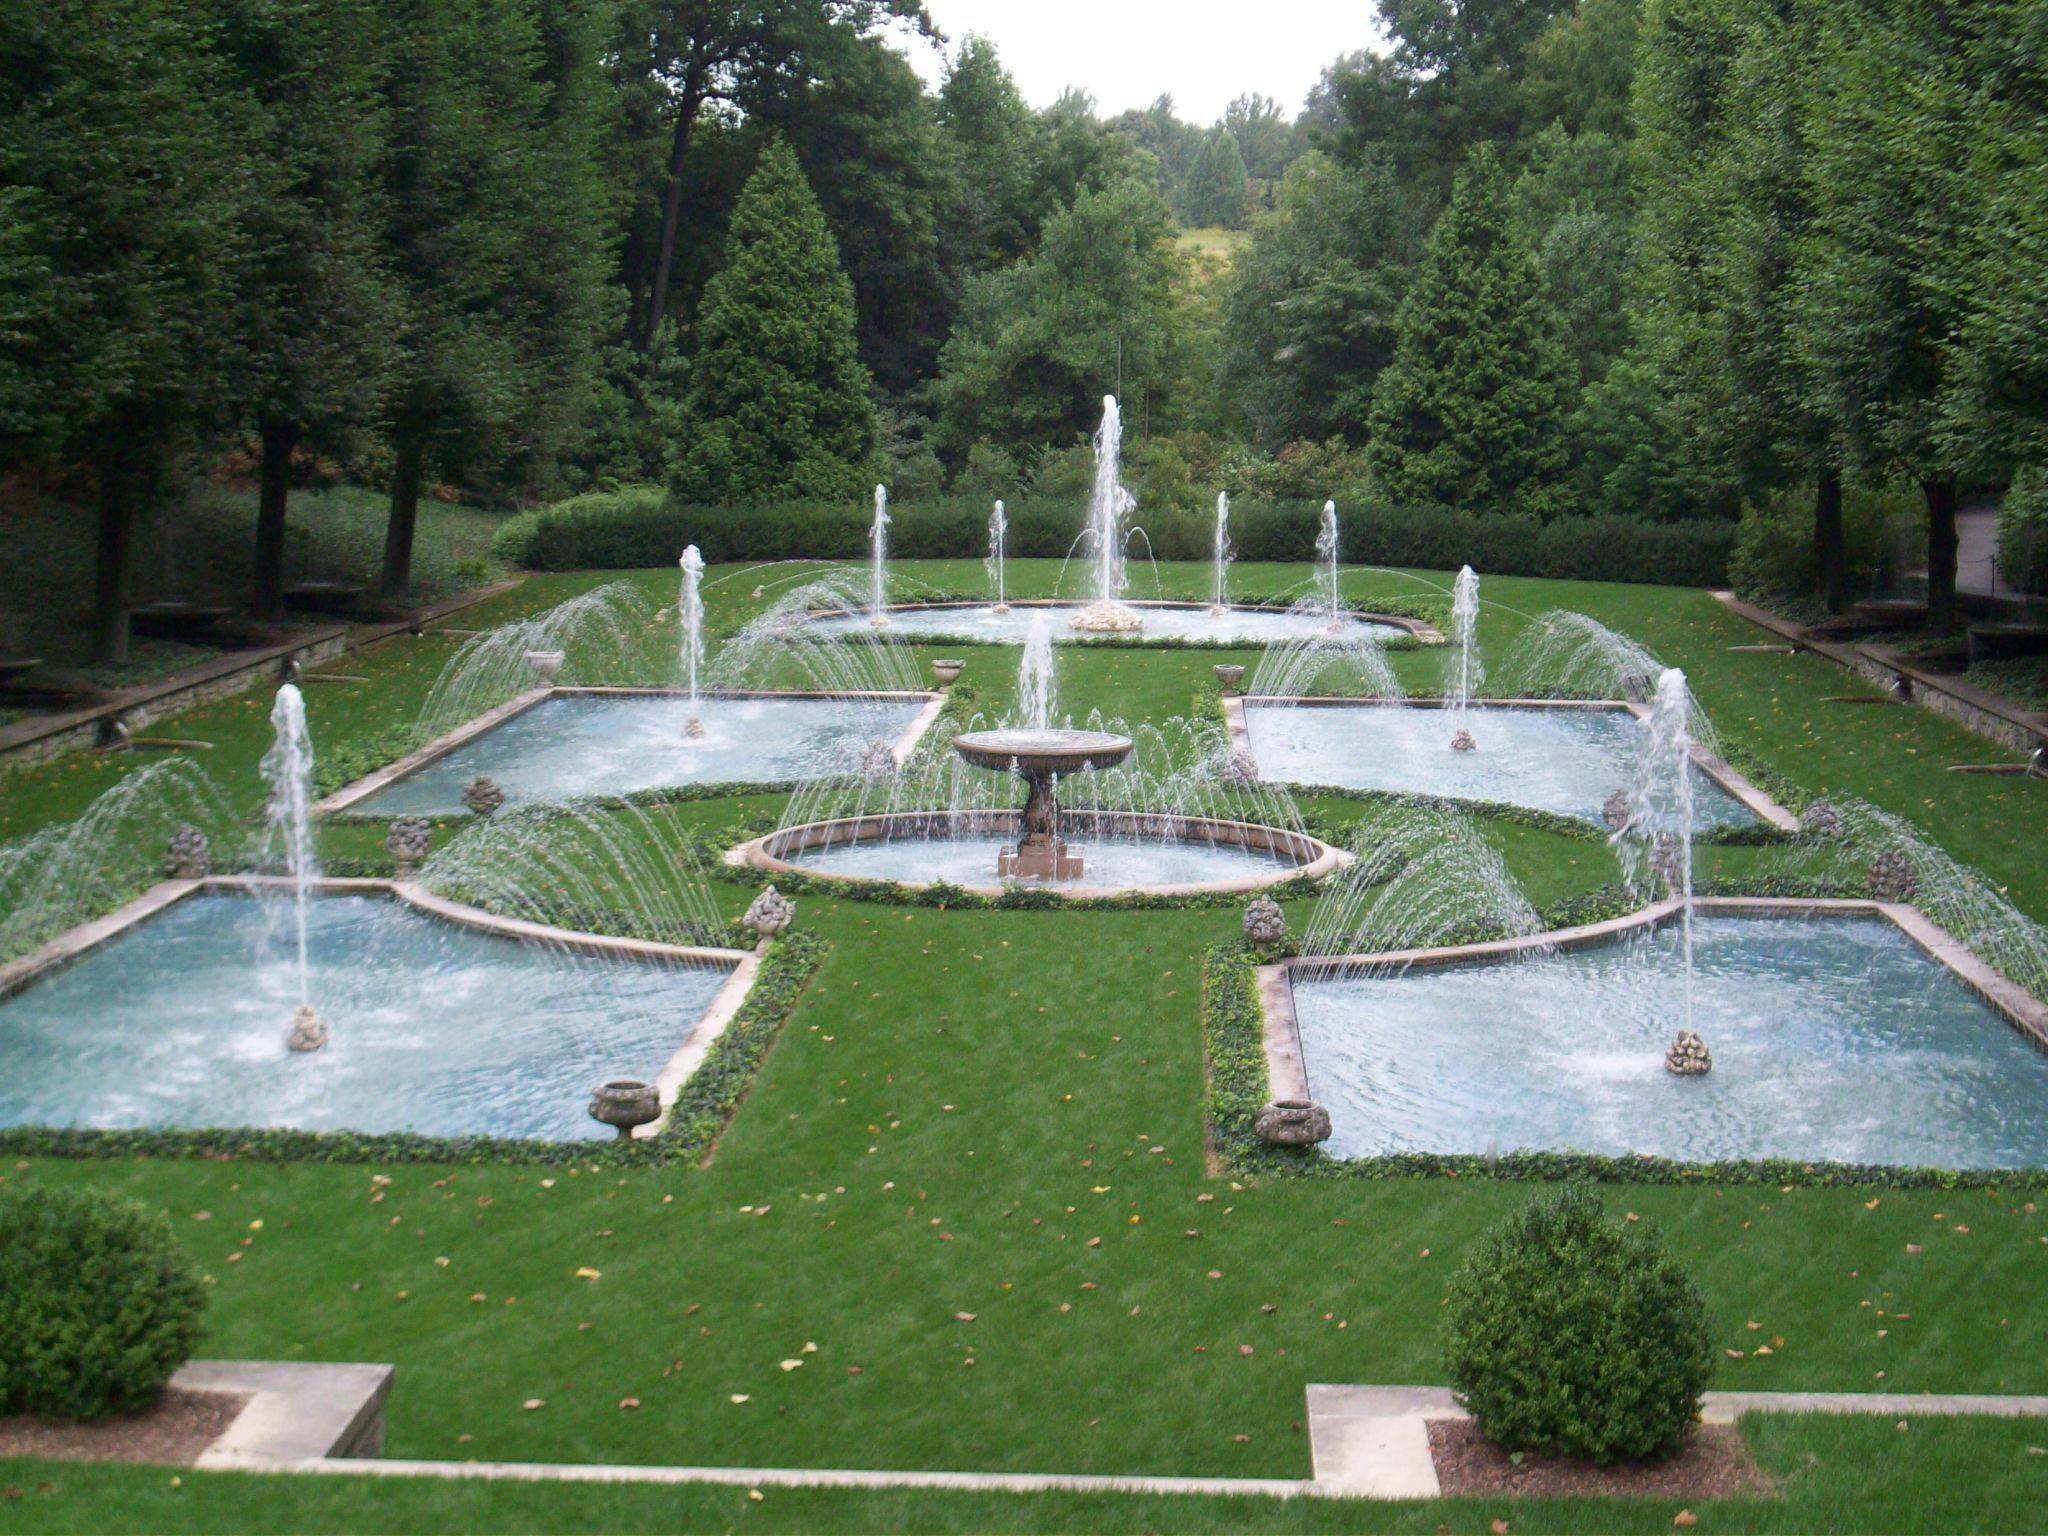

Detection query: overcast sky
xmin=893 ymin=1 xmax=1390 ymax=124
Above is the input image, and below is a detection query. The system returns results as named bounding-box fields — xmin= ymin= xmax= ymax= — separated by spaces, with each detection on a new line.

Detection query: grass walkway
xmin=4 ymin=560 xmax=2046 ymax=1530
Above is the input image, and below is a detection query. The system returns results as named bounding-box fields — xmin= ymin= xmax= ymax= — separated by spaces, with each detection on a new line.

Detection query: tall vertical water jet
xmin=987 ymin=500 xmax=1010 ymax=613
xmin=1210 ymin=492 xmax=1234 ymax=615
xmin=868 ymin=484 xmax=890 ymax=628
xmin=1071 ymin=396 xmax=1143 ymax=632
xmin=260 ymin=684 xmax=326 ymax=1050
xmin=679 ymin=544 xmax=706 ymax=738
xmin=1614 ymin=668 xmax=1697 ymax=1036
xmin=1315 ymin=500 xmax=1341 ymax=631
xmin=1447 ymin=565 xmax=1482 ymax=750
xmin=1015 ymin=613 xmax=1057 ymax=730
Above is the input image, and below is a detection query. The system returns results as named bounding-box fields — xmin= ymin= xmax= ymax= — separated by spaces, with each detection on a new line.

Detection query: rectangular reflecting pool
xmin=349 ymin=692 xmax=930 ymax=815
xmin=1288 ymin=914 xmax=2048 ymax=1168
xmin=0 ymin=893 xmax=731 ymax=1141
xmin=1241 ymin=702 xmax=1756 ymax=828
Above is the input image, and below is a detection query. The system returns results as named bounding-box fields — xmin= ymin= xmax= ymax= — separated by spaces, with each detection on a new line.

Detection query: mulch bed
xmin=1429 ymin=1417 xmax=1776 ymax=1499
xmin=0 ymin=1388 xmax=248 ymax=1466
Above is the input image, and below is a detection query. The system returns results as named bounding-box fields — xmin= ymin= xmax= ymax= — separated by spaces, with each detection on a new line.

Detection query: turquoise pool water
xmin=786 ymin=830 xmax=1301 ymax=889
xmin=1242 ymin=702 xmax=1756 ymax=829
xmin=1289 ymin=914 xmax=2048 ymax=1168
xmin=808 ymin=603 xmax=1407 ymax=645
xmin=353 ymin=693 xmax=926 ymax=815
xmin=0 ymin=893 xmax=729 ymax=1141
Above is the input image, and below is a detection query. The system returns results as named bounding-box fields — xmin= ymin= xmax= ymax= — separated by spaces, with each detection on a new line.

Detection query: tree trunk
xmin=640 ymin=85 xmax=702 ymax=349
xmin=380 ymin=437 xmax=425 ymax=601
xmin=253 ymin=417 xmax=297 ymax=621
xmin=1812 ymin=463 xmax=1846 ymax=614
xmin=92 ymin=460 xmax=139 ymax=667
xmin=1923 ymin=474 xmax=1959 ymax=635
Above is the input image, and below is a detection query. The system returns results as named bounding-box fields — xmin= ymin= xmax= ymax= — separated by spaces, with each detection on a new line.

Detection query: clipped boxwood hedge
xmin=494 ymin=490 xmax=1735 ymax=588
xmin=0 ymin=1185 xmax=207 ymax=1420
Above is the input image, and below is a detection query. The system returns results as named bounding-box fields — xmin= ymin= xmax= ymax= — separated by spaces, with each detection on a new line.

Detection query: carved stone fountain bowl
xmin=950 ymin=727 xmax=1134 ymax=777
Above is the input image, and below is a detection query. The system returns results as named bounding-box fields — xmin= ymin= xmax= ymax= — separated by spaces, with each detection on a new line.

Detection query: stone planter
xmin=1255 ymin=1098 xmax=1332 ymax=1146
xmin=931 ymin=659 xmax=964 ymax=685
xmin=588 ymin=1079 xmax=661 ymax=1138
xmin=1213 ymin=664 xmax=1246 ymax=695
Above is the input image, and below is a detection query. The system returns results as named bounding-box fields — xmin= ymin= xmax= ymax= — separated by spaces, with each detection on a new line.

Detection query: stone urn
xmin=285 ymin=1004 xmax=329 ymax=1053
xmin=462 ymin=776 xmax=506 ymax=816
xmin=1217 ymin=747 xmax=1260 ymax=786
xmin=1601 ymin=788 xmax=1634 ymax=832
xmin=1867 ymin=848 xmax=1916 ymax=903
xmin=588 ymin=1079 xmax=661 ymax=1139
xmin=859 ymin=739 xmax=898 ymax=779
xmin=164 ymin=826 xmax=211 ymax=880
xmin=1242 ymin=893 xmax=1287 ymax=950
xmin=1801 ymin=798 xmax=1843 ymax=840
xmin=384 ymin=816 xmax=432 ymax=878
xmin=523 ymin=649 xmax=565 ymax=686
xmin=1665 ymin=1029 xmax=1712 ymax=1076
xmin=1649 ymin=832 xmax=1686 ymax=885
xmin=750 ymin=585 xmax=765 ymax=599
xmin=1213 ymin=664 xmax=1246 ymax=695
xmin=931 ymin=659 xmax=965 ymax=685
xmin=1620 ymin=670 xmax=1653 ymax=703
xmin=744 ymin=885 xmax=795 ymax=939
xmin=1449 ymin=728 xmax=1476 ymax=753
xmin=1255 ymin=1098 xmax=1332 ymax=1146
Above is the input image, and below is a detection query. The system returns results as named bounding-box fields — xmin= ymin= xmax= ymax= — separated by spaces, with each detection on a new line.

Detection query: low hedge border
xmin=1201 ymin=887 xmax=2048 ymax=1192
xmin=0 ymin=932 xmax=826 ymax=1169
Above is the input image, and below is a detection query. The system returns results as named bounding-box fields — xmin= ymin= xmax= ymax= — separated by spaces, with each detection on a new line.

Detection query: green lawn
xmin=3 ymin=559 xmax=2046 ymax=1531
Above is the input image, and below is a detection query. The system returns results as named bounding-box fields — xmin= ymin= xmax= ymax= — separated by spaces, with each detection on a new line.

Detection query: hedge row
xmin=494 ymin=489 xmax=1736 ymax=587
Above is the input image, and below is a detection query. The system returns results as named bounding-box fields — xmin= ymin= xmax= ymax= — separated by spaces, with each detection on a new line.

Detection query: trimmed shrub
xmin=0 ymin=1185 xmax=207 ymax=1419
xmin=1442 ymin=1185 xmax=1713 ymax=1463
xmin=1997 ymin=467 xmax=2048 ymax=595
xmin=494 ymin=492 xmax=1735 ymax=587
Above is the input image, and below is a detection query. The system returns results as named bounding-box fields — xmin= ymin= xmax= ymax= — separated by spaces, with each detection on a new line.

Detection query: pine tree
xmin=1366 ymin=143 xmax=1575 ymax=518
xmin=675 ymin=140 xmax=877 ymax=502
xmin=1182 ymin=127 xmax=1248 ymax=228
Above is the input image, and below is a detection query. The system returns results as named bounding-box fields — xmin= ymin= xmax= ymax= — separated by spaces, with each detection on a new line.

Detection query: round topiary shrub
xmin=0 ymin=1185 xmax=207 ymax=1420
xmin=1442 ymin=1185 xmax=1713 ymax=1464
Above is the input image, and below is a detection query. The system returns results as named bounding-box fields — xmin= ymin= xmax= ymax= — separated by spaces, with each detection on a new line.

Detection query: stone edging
xmin=0 ymin=580 xmax=523 ymax=773
xmin=1304 ymin=1383 xmax=2048 ymax=1498
xmin=1221 ymin=695 xmax=1800 ymax=833
xmin=1260 ymin=898 xmax=2048 ymax=1111
xmin=179 ymin=1360 xmax=394 ymax=1465
xmin=311 ymin=686 xmax=948 ymax=817
xmin=725 ymin=809 xmax=1351 ymax=900
xmin=0 ymin=877 xmax=760 ymax=1142
xmin=1714 ymin=590 xmax=2048 ymax=756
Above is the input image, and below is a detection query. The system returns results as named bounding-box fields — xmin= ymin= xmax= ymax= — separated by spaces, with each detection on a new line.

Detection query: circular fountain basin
xmin=728 ymin=810 xmax=1347 ymax=898
xmin=805 ymin=601 xmax=1430 ymax=646
xmin=951 ymin=727 xmax=1134 ymax=776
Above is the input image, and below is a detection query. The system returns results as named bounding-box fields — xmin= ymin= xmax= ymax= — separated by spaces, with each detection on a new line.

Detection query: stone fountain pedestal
xmin=952 ymin=727 xmax=1134 ymax=883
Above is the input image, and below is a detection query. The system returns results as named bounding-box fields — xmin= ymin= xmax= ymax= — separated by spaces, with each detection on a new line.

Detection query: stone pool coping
xmin=1222 ymin=694 xmax=1801 ymax=833
xmin=181 ymin=1360 xmax=395 ymax=1465
xmin=725 ymin=809 xmax=1351 ymax=900
xmin=0 ymin=876 xmax=761 ymax=1143
xmin=311 ymin=685 xmax=949 ymax=817
xmin=807 ymin=598 xmax=1446 ymax=645
xmin=1258 ymin=896 xmax=2048 ymax=1108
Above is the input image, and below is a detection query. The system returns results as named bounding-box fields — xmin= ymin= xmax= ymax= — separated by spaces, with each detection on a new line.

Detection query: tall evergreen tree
xmin=674 ymin=141 xmax=877 ymax=501
xmin=215 ymin=0 xmax=395 ymax=619
xmin=1182 ymin=127 xmax=1248 ymax=228
xmin=0 ymin=0 xmax=251 ymax=662
xmin=937 ymin=35 xmax=1045 ymax=269
xmin=1367 ymin=144 xmax=1575 ymax=516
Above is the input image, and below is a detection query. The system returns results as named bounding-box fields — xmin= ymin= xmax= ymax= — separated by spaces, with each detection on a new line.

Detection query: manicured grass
xmin=3 ymin=560 xmax=2046 ymax=1530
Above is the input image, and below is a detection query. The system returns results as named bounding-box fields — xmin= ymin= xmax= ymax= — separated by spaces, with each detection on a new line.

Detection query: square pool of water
xmin=1241 ymin=702 xmax=1755 ymax=828
xmin=0 ymin=893 xmax=732 ymax=1141
xmin=352 ymin=692 xmax=929 ymax=815
xmin=1288 ymin=914 xmax=2048 ymax=1168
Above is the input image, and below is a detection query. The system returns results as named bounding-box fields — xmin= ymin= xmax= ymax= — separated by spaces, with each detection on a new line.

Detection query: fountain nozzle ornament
xmin=164 ymin=826 xmax=211 ymax=880
xmin=285 ymin=1004 xmax=329 ymax=1053
xmin=1665 ymin=1029 xmax=1712 ymax=1076
xmin=1449 ymin=728 xmax=1476 ymax=753
xmin=462 ymin=776 xmax=506 ymax=816
xmin=683 ymin=715 xmax=706 ymax=739
xmin=744 ymin=885 xmax=794 ymax=939
xmin=1243 ymin=893 xmax=1286 ymax=950
xmin=384 ymin=816 xmax=432 ymax=878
